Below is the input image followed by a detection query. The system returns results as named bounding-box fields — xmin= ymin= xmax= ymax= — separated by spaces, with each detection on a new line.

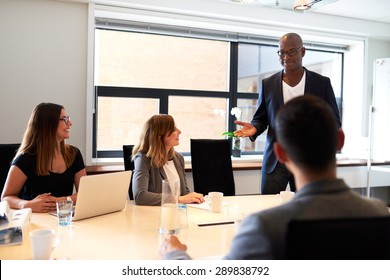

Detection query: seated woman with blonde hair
xmin=132 ymin=114 xmax=204 ymax=206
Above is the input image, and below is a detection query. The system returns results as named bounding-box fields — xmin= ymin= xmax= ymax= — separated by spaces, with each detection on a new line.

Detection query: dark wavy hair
xmin=275 ymin=95 xmax=339 ymax=173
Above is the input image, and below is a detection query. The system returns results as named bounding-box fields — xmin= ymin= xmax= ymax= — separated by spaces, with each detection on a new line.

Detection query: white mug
xmin=279 ymin=191 xmax=295 ymax=204
xmin=205 ymin=192 xmax=224 ymax=213
xmin=29 ymin=229 xmax=61 ymax=260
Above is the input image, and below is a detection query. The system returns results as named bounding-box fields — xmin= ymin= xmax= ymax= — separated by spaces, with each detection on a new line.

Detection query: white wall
xmin=0 ymin=0 xmax=88 ymax=156
xmin=341 ymin=39 xmax=390 ymax=158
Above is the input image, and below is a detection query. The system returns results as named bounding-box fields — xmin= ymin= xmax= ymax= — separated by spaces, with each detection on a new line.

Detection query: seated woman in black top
xmin=1 ymin=103 xmax=86 ymax=213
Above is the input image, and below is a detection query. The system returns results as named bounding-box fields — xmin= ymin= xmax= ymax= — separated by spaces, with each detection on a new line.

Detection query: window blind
xmin=95 ymin=17 xmax=348 ymax=52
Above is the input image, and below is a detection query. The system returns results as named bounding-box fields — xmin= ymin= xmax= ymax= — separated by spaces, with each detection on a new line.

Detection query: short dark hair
xmin=275 ymin=95 xmax=339 ymax=172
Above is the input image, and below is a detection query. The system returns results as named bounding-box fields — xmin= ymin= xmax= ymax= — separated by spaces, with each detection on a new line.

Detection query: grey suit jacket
xmin=132 ymin=151 xmax=190 ymax=206
xmin=251 ymin=68 xmax=341 ymax=174
xmin=164 ymin=179 xmax=389 ymax=260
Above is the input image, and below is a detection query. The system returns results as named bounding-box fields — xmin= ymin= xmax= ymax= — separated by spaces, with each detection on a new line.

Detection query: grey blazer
xmin=164 ymin=179 xmax=389 ymax=260
xmin=132 ymin=151 xmax=190 ymax=206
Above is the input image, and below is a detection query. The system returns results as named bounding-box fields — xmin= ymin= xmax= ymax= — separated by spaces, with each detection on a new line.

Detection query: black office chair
xmin=190 ymin=139 xmax=235 ymax=196
xmin=122 ymin=145 xmax=135 ymax=200
xmin=285 ymin=216 xmax=390 ymax=260
xmin=0 ymin=143 xmax=20 ymax=195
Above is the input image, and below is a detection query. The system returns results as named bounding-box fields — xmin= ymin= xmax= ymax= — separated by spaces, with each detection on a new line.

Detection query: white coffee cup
xmin=279 ymin=191 xmax=295 ymax=204
xmin=29 ymin=229 xmax=61 ymax=260
xmin=205 ymin=192 xmax=224 ymax=213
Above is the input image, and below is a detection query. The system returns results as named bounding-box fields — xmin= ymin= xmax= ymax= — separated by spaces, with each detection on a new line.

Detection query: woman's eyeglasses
xmin=277 ymin=46 xmax=303 ymax=57
xmin=59 ymin=116 xmax=71 ymax=125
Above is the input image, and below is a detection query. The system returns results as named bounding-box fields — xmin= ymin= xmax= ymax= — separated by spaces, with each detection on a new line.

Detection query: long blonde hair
xmin=16 ymin=103 xmax=76 ymax=176
xmin=132 ymin=114 xmax=176 ymax=168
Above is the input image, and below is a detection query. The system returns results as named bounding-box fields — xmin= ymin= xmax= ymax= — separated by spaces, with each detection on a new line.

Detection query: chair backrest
xmin=122 ymin=145 xmax=135 ymax=200
xmin=286 ymin=216 xmax=390 ymax=260
xmin=190 ymin=139 xmax=235 ymax=196
xmin=0 ymin=143 xmax=20 ymax=195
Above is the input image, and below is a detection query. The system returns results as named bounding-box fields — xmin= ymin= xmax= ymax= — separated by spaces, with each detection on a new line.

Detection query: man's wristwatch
xmin=66 ymin=196 xmax=72 ymax=202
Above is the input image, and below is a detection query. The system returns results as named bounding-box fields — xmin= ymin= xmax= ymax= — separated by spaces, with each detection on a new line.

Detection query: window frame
xmin=93 ymin=23 xmax=344 ymax=159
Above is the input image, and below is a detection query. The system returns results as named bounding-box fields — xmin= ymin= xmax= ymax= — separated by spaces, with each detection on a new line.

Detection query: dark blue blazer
xmin=251 ymin=68 xmax=341 ymax=174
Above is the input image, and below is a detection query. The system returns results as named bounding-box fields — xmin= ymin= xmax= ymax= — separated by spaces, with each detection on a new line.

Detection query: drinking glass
xmin=56 ymin=200 xmax=73 ymax=226
xmin=159 ymin=179 xmax=180 ymax=235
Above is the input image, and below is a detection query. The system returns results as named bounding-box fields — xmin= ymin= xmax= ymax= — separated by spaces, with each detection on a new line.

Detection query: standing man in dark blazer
xmin=234 ymin=32 xmax=341 ymax=194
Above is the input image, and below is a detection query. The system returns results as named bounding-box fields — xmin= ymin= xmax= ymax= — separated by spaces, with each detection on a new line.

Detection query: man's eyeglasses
xmin=59 ymin=116 xmax=71 ymax=125
xmin=277 ymin=46 xmax=303 ymax=57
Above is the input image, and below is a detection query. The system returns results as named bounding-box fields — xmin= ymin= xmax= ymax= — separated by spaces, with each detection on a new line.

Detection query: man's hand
xmin=159 ymin=235 xmax=187 ymax=257
xmin=234 ymin=121 xmax=257 ymax=137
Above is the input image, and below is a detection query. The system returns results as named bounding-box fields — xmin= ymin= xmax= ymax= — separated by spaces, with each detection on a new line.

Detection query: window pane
xmin=238 ymin=44 xmax=279 ymax=93
xmin=97 ymin=97 xmax=159 ymax=150
xmin=304 ymin=50 xmax=343 ymax=99
xmin=237 ymin=43 xmax=343 ymax=101
xmin=95 ymin=29 xmax=229 ymax=91
xmin=169 ymin=96 xmax=227 ymax=153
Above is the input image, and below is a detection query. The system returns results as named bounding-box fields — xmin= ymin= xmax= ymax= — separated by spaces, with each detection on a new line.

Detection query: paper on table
xmin=187 ymin=201 xmax=228 ymax=211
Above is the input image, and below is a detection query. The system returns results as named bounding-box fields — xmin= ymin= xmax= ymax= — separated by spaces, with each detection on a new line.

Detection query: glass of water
xmin=159 ymin=179 xmax=179 ymax=235
xmin=56 ymin=200 xmax=73 ymax=226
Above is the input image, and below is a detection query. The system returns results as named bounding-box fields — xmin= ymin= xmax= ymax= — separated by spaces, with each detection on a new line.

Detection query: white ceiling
xmin=240 ymin=0 xmax=390 ymax=24
xmin=87 ymin=0 xmax=390 ymax=24
xmin=65 ymin=0 xmax=390 ymax=27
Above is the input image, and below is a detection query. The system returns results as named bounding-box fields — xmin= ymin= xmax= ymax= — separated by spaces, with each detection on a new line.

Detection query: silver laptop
xmin=72 ymin=171 xmax=132 ymax=221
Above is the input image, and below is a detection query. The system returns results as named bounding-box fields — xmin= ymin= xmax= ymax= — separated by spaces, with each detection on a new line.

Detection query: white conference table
xmin=0 ymin=195 xmax=280 ymax=260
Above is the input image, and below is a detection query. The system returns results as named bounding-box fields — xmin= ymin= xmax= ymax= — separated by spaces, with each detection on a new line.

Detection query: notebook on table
xmin=72 ymin=170 xmax=132 ymax=221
